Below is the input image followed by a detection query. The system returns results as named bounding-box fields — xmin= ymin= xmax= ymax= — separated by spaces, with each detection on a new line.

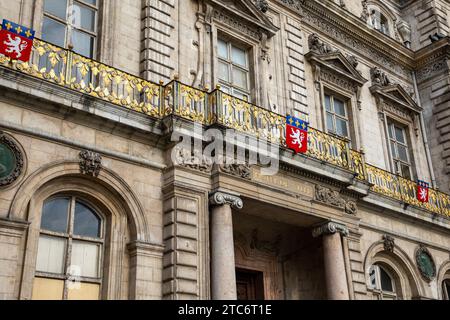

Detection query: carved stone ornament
xmin=383 ymin=234 xmax=395 ymax=253
xmin=219 ymin=163 xmax=251 ymax=179
xmin=79 ymin=150 xmax=102 ymax=177
xmin=308 ymin=33 xmax=335 ymax=55
xmin=312 ymin=222 xmax=349 ymax=238
xmin=315 ymin=185 xmax=358 ymax=215
xmin=371 ymin=67 xmax=391 ymax=86
xmin=346 ymin=54 xmax=359 ymax=69
xmin=345 ymin=201 xmax=358 ymax=215
xmin=0 ymin=133 xmax=24 ymax=187
xmin=174 ymin=148 xmax=213 ymax=173
xmin=209 ymin=191 xmax=244 ymax=210
xmin=415 ymin=244 xmax=436 ymax=282
xmin=250 ymin=228 xmax=282 ymax=255
xmin=254 ymin=0 xmax=269 ymax=13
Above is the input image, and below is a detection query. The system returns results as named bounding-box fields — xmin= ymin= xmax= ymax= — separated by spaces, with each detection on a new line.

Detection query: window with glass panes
xmin=388 ymin=121 xmax=412 ymax=179
xmin=217 ymin=38 xmax=250 ymax=101
xmin=369 ymin=264 xmax=397 ymax=300
xmin=42 ymin=0 xmax=98 ymax=57
xmin=443 ymin=279 xmax=450 ymax=300
xmin=369 ymin=9 xmax=390 ymax=36
xmin=324 ymin=94 xmax=349 ymax=139
xmin=32 ymin=197 xmax=103 ymax=300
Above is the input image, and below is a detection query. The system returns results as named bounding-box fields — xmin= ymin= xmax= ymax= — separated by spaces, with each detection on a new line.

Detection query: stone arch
xmin=437 ymin=260 xmax=450 ymax=300
xmin=364 ymin=241 xmax=424 ymax=299
xmin=9 ymin=161 xmax=149 ymax=242
xmin=9 ymin=161 xmax=152 ymax=300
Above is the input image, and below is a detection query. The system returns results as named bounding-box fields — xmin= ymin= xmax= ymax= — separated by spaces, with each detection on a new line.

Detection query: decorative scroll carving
xmin=79 ymin=150 xmax=102 ymax=177
xmin=0 ymin=133 xmax=24 ymax=187
xmin=316 ymin=185 xmax=345 ymax=207
xmin=308 ymin=33 xmax=335 ymax=54
xmin=315 ymin=185 xmax=358 ymax=215
xmin=250 ymin=229 xmax=282 ymax=255
xmin=415 ymin=244 xmax=436 ymax=282
xmin=219 ymin=163 xmax=251 ymax=179
xmin=209 ymin=191 xmax=244 ymax=210
xmin=312 ymin=222 xmax=349 ymax=238
xmin=383 ymin=234 xmax=395 ymax=253
xmin=174 ymin=148 xmax=213 ymax=173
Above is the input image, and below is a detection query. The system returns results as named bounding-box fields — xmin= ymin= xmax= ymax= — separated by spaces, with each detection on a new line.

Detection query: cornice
xmin=414 ymin=37 xmax=450 ymax=68
xmin=275 ymin=0 xmax=415 ymax=81
xmin=414 ymin=38 xmax=450 ymax=83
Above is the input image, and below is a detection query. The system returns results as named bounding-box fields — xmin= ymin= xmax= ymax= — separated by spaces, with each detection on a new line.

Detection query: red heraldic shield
xmin=0 ymin=19 xmax=35 ymax=62
xmin=286 ymin=115 xmax=309 ymax=154
xmin=417 ymin=180 xmax=430 ymax=204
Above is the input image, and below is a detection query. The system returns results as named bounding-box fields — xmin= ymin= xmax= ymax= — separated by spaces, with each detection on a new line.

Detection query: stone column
xmin=313 ymin=222 xmax=350 ymax=300
xmin=209 ymin=191 xmax=243 ymax=300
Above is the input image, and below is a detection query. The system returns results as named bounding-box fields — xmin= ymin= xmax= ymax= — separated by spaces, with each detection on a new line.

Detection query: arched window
xmin=443 ymin=279 xmax=450 ymax=300
xmin=368 ymin=9 xmax=390 ymax=36
xmin=32 ymin=196 xmax=103 ymax=300
xmin=369 ymin=264 xmax=398 ymax=300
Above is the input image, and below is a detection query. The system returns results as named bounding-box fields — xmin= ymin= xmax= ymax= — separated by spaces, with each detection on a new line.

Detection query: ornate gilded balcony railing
xmin=366 ymin=165 xmax=450 ymax=217
xmin=0 ymin=38 xmax=448 ymax=218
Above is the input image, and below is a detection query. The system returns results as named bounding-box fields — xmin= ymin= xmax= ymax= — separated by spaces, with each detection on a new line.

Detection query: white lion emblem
xmin=3 ymin=33 xmax=28 ymax=59
xmin=419 ymin=188 xmax=428 ymax=201
xmin=290 ymin=128 xmax=305 ymax=148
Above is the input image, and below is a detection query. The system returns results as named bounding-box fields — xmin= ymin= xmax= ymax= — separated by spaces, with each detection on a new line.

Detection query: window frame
xmin=386 ymin=119 xmax=413 ymax=179
xmin=217 ymin=37 xmax=251 ymax=102
xmin=443 ymin=278 xmax=450 ymax=300
xmin=324 ymin=92 xmax=351 ymax=140
xmin=42 ymin=0 xmax=99 ymax=58
xmin=34 ymin=195 xmax=105 ymax=300
xmin=369 ymin=9 xmax=390 ymax=36
xmin=369 ymin=264 xmax=398 ymax=300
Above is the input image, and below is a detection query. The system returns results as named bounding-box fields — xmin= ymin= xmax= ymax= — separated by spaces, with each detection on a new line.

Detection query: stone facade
xmin=0 ymin=0 xmax=450 ymax=300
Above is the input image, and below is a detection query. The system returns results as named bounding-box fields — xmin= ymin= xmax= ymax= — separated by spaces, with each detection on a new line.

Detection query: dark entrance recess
xmin=236 ymin=268 xmax=265 ymax=300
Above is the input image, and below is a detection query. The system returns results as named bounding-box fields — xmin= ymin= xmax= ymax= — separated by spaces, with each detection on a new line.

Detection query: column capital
xmin=312 ymin=222 xmax=349 ymax=238
xmin=209 ymin=191 xmax=243 ymax=210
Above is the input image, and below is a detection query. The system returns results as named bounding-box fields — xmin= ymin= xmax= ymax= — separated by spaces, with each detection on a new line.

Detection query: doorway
xmin=236 ymin=268 xmax=265 ymax=300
